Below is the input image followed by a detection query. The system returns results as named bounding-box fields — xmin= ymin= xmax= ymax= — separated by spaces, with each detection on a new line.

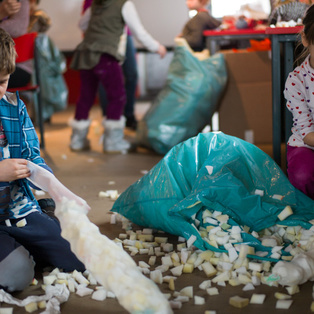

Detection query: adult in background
xmin=0 ymin=0 xmax=31 ymax=89
xmin=0 ymin=0 xmax=21 ymax=21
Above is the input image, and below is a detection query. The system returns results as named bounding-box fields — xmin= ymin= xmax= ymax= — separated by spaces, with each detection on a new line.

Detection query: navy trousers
xmin=0 ymin=211 xmax=85 ymax=292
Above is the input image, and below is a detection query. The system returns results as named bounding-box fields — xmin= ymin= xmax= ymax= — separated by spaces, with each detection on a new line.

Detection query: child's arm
xmin=78 ymin=6 xmax=91 ymax=32
xmin=122 ymin=1 xmax=166 ymax=58
xmin=284 ymin=75 xmax=314 ymax=147
xmin=303 ymin=133 xmax=314 ymax=147
xmin=19 ymin=101 xmax=52 ymax=172
xmin=205 ymin=15 xmax=222 ymax=30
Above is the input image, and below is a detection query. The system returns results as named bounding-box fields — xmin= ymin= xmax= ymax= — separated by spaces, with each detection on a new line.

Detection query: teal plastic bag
xmin=112 ymin=132 xmax=314 ymax=260
xmin=35 ymin=34 xmax=68 ymax=121
xmin=136 ymin=47 xmax=227 ymax=155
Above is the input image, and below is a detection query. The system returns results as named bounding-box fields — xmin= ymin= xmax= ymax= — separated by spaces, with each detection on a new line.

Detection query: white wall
xmin=40 ymin=0 xmax=189 ymax=51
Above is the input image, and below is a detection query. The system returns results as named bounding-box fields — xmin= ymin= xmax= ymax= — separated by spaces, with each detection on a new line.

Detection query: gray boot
xmin=69 ymin=119 xmax=91 ymax=151
xmin=103 ymin=117 xmax=130 ymax=153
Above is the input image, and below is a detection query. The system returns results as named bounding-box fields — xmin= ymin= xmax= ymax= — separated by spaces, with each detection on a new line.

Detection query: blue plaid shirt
xmin=0 ymin=92 xmax=51 ymax=220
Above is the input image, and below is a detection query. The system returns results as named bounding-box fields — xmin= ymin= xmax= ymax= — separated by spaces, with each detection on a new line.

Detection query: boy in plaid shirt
xmin=0 ymin=28 xmax=84 ymax=292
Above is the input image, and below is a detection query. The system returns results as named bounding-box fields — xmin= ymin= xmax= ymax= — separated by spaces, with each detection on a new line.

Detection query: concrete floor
xmin=3 ymin=104 xmax=309 ymax=314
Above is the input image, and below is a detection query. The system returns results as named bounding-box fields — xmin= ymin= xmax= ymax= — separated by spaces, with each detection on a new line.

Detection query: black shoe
xmin=125 ymin=116 xmax=137 ymax=130
xmin=38 ymin=198 xmax=57 ymax=219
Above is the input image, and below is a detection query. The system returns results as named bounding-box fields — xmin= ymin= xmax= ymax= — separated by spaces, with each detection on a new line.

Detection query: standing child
xmin=0 ymin=28 xmax=84 ymax=292
xmin=285 ymin=4 xmax=314 ymax=199
xmin=28 ymin=0 xmax=51 ymax=33
xmin=81 ymin=0 xmax=139 ymax=130
xmin=179 ymin=0 xmax=221 ymax=52
xmin=70 ymin=0 xmax=166 ymax=153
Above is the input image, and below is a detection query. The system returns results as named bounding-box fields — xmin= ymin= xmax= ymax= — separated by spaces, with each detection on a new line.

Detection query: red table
xmin=203 ymin=28 xmax=267 ymax=55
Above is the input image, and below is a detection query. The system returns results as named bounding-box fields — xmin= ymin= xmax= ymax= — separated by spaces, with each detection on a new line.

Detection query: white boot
xmin=103 ymin=117 xmax=130 ymax=153
xmin=69 ymin=119 xmax=91 ymax=151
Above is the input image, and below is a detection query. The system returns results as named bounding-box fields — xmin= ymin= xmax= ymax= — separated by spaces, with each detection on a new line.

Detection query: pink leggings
xmin=287 ymin=145 xmax=314 ymax=200
xmin=75 ymin=53 xmax=126 ymax=121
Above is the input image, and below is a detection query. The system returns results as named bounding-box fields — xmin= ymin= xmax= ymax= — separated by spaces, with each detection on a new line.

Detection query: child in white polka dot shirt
xmin=284 ymin=4 xmax=314 ymax=199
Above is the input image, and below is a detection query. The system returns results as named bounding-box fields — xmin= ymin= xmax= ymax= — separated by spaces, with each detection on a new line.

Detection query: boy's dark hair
xmin=0 ymin=28 xmax=16 ymax=75
xmin=296 ymin=4 xmax=314 ymax=65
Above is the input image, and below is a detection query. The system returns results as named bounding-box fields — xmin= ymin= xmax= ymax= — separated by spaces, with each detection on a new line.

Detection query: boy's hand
xmin=0 ymin=159 xmax=30 ymax=181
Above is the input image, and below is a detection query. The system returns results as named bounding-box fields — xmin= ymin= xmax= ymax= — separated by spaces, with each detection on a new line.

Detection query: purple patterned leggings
xmin=75 ymin=54 xmax=126 ymax=120
xmin=287 ymin=145 xmax=314 ymax=200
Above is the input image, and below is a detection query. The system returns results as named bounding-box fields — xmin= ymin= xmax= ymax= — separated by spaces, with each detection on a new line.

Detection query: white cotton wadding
xmin=26 ymin=161 xmax=172 ymax=314
xmin=26 ymin=161 xmax=90 ymax=212
xmin=272 ymin=250 xmax=314 ymax=286
xmin=55 ymin=198 xmax=173 ymax=314
xmin=0 ymin=284 xmax=69 ymax=314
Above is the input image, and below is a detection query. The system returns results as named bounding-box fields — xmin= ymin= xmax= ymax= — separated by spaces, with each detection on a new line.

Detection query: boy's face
xmin=0 ymin=71 xmax=10 ymax=100
xmin=186 ymin=0 xmax=204 ymax=11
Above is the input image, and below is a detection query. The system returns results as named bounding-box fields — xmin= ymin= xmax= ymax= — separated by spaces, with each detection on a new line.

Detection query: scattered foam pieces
xmin=98 ymin=190 xmax=119 ymax=200
xmin=92 ymin=289 xmax=107 ymax=301
xmin=0 ymin=308 xmax=14 ymax=314
xmin=24 ymin=302 xmax=38 ymax=313
xmin=16 ymin=218 xmax=27 ymax=228
xmin=278 ymin=206 xmax=293 ymax=221
xmin=30 ymin=278 xmax=38 ymax=286
xmin=276 ymin=299 xmax=293 ymax=309
xmin=229 ymin=296 xmax=249 ymax=308
xmin=180 ymin=286 xmax=193 ymax=298
xmin=274 ymin=292 xmax=291 ymax=300
xmin=254 ymin=189 xmax=264 ymax=197
xmin=110 ymin=214 xmax=117 ymax=224
xmin=250 ymin=294 xmax=266 ymax=304
xmin=272 ymin=194 xmax=284 ymax=201
xmin=76 ymin=285 xmax=94 ymax=297
xmin=206 ymin=287 xmax=219 ymax=296
xmin=206 ymin=166 xmax=214 ymax=175
xmin=187 ymin=234 xmax=197 ymax=248
xmin=194 ymin=295 xmax=205 ymax=305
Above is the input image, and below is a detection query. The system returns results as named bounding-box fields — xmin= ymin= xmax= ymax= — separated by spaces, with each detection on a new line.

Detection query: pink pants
xmin=287 ymin=145 xmax=314 ymax=200
xmin=75 ymin=53 xmax=126 ymax=121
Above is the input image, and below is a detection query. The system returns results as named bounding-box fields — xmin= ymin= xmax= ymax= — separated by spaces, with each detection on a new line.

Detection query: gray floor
xmin=3 ymin=105 xmax=307 ymax=314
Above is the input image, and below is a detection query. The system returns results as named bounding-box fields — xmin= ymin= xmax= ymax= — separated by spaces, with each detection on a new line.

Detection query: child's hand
xmin=0 ymin=159 xmax=30 ymax=181
xmin=157 ymin=44 xmax=167 ymax=58
xmin=1 ymin=0 xmax=21 ymax=17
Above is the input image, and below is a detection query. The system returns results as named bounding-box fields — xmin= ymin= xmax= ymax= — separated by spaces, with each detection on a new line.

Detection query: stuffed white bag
xmin=27 ymin=161 xmax=172 ymax=314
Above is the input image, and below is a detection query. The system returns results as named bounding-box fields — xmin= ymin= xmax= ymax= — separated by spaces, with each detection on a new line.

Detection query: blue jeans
xmin=99 ymin=34 xmax=138 ymax=119
xmin=0 ymin=212 xmax=85 ymax=292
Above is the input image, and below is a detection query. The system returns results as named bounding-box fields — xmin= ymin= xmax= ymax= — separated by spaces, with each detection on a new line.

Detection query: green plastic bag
xmin=112 ymin=132 xmax=314 ymax=260
xmin=136 ymin=47 xmax=227 ymax=155
xmin=35 ymin=34 xmax=68 ymax=121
